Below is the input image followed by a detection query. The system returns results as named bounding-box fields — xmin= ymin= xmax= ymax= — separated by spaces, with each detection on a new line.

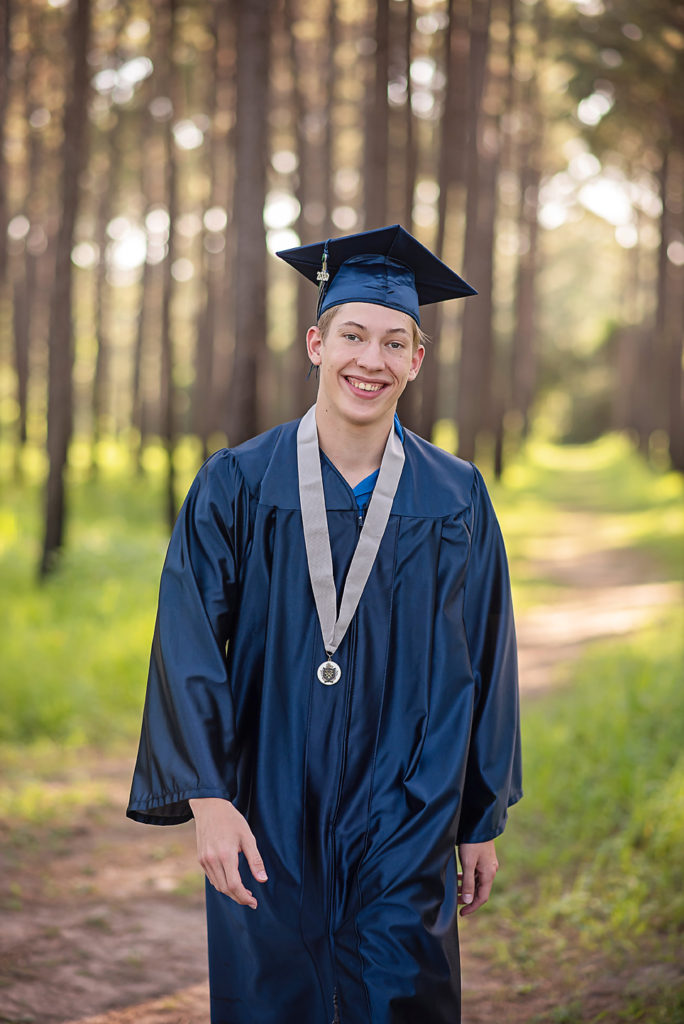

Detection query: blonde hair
xmin=317 ymin=304 xmax=429 ymax=351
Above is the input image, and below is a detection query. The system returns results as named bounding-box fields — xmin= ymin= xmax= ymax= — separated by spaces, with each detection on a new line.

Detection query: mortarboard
xmin=276 ymin=223 xmax=476 ymax=325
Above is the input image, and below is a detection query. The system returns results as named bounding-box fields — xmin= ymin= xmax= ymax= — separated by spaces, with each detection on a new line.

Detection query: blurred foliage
xmin=1 ymin=427 xmax=682 ymax=1019
xmin=1 ymin=0 xmax=682 ymax=497
xmin=485 ymin=610 xmax=684 ymax=1024
xmin=486 ymin=432 xmax=684 ymax=611
xmin=0 ymin=444 xmax=168 ymax=745
xmin=499 ymin=611 xmax=684 ymax=935
xmin=0 ymin=429 xmax=680 ymax=748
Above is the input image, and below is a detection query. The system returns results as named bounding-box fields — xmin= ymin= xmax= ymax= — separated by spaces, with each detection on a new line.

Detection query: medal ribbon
xmin=297 ymin=404 xmax=405 ymax=667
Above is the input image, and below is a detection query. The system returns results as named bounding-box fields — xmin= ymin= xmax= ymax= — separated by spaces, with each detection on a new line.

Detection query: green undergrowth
xmin=0 ymin=430 xmax=681 ymax=749
xmin=0 ymin=443 xmax=172 ymax=748
xmin=481 ymin=611 xmax=684 ymax=1012
xmin=489 ymin=433 xmax=684 ymax=611
xmin=0 ymin=432 xmax=682 ymax=1018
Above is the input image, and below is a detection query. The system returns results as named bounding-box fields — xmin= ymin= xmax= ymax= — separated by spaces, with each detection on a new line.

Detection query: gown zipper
xmin=326 ymin=498 xmax=363 ymax=1017
xmin=320 ymin=460 xmax=366 ymax=1017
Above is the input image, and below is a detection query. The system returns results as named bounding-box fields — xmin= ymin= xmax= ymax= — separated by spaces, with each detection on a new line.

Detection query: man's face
xmin=306 ymin=302 xmax=425 ymax=429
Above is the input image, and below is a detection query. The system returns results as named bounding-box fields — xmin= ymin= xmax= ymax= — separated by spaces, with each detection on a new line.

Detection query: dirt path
xmin=1 ymin=524 xmax=680 ymax=1024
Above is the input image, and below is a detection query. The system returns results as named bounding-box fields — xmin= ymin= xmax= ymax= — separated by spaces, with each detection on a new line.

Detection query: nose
xmin=355 ymin=339 xmax=385 ymax=371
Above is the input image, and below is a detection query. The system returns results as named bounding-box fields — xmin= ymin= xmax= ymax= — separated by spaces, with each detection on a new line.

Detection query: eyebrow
xmin=338 ymin=320 xmax=411 ymax=338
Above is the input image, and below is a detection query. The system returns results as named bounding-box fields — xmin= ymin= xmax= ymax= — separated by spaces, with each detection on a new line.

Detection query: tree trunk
xmin=208 ymin=0 xmax=235 ymax=442
xmin=458 ymin=125 xmax=498 ymax=462
xmin=511 ymin=176 xmax=540 ymax=437
xmin=363 ymin=0 xmax=390 ymax=227
xmin=12 ymin=274 xmax=29 ymax=446
xmin=396 ymin=0 xmax=419 ymax=431
xmin=159 ymin=0 xmax=179 ymax=529
xmin=193 ymin=3 xmax=221 ymax=463
xmin=401 ymin=0 xmax=416 ymax=232
xmin=634 ymin=148 xmax=667 ymax=452
xmin=39 ymin=0 xmax=91 ymax=577
xmin=321 ymin=0 xmax=337 ymax=240
xmin=11 ymin=1 xmax=45 ymax=471
xmin=665 ymin=143 xmax=684 ymax=471
xmin=131 ymin=94 xmax=161 ymax=472
xmin=131 ymin=254 xmax=154 ymax=472
xmin=285 ymin=0 xmax=319 ymax=419
xmin=511 ymin=2 xmax=545 ymax=441
xmin=90 ymin=120 xmax=122 ymax=474
xmin=488 ymin=0 xmax=517 ymax=478
xmin=414 ymin=0 xmax=471 ymax=443
xmin=668 ymin=288 xmax=684 ymax=471
xmin=0 ymin=0 xmax=10 ymax=285
xmin=227 ymin=0 xmax=271 ymax=446
xmin=456 ymin=0 xmax=493 ymax=463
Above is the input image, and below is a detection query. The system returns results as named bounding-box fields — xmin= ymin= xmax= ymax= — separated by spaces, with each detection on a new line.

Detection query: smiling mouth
xmin=346 ymin=376 xmax=387 ymax=393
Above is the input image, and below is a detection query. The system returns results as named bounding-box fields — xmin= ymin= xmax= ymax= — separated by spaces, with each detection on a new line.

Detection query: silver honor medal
xmin=317 ymin=658 xmax=342 ymax=686
xmin=297 ymin=405 xmax=405 ymax=687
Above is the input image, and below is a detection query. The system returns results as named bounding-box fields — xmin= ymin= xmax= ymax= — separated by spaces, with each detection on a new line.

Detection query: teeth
xmin=349 ymin=378 xmax=383 ymax=392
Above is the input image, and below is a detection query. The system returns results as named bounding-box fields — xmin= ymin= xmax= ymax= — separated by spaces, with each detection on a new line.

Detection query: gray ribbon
xmin=297 ymin=404 xmax=405 ymax=659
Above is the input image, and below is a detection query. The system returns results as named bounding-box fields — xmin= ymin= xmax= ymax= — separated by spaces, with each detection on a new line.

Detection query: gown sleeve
xmin=457 ymin=465 xmax=522 ymax=844
xmin=126 ymin=450 xmax=247 ymax=825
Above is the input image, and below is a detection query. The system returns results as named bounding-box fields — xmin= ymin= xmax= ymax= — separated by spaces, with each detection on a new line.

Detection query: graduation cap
xmin=276 ymin=223 xmax=476 ymax=325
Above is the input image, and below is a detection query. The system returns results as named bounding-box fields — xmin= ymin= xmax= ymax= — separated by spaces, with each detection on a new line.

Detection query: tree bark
xmin=401 ymin=0 xmax=416 ymax=232
xmin=363 ymin=0 xmax=390 ymax=227
xmin=227 ymin=0 xmax=272 ymax=446
xmin=39 ymin=0 xmax=91 ymax=577
xmin=456 ymin=0 xmax=493 ymax=463
xmin=208 ymin=0 xmax=235 ymax=441
xmin=130 ymin=88 xmax=161 ymax=472
xmin=396 ymin=0 xmax=419 ymax=431
xmin=12 ymin=274 xmax=29 ymax=446
xmin=665 ymin=143 xmax=684 ymax=471
xmin=414 ymin=0 xmax=471 ymax=443
xmin=285 ymin=0 xmax=319 ymax=420
xmin=0 ymin=0 xmax=10 ymax=284
xmin=322 ymin=0 xmax=337 ymax=239
xmin=511 ymin=1 xmax=545 ymax=440
xmin=511 ymin=175 xmax=540 ymax=437
xmin=668 ymin=287 xmax=684 ymax=470
xmin=193 ymin=3 xmax=221 ymax=463
xmin=159 ymin=0 xmax=179 ymax=529
xmin=90 ymin=119 xmax=122 ymax=473
xmin=131 ymin=252 xmax=154 ymax=472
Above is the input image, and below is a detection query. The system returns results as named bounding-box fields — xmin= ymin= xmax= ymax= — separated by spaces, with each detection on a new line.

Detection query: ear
xmin=306 ymin=325 xmax=323 ymax=365
xmin=408 ymin=344 xmax=425 ymax=381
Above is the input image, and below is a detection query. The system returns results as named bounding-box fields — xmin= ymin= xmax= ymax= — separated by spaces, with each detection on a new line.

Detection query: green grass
xmin=497 ymin=612 xmax=684 ymax=940
xmin=0 ymin=430 xmax=682 ymax=1018
xmin=494 ymin=434 xmax=684 ymax=588
xmin=0 ymin=430 xmax=681 ymax=746
xmin=478 ymin=612 xmax=684 ymax=1022
xmin=0 ymin=441 xmax=173 ymax=747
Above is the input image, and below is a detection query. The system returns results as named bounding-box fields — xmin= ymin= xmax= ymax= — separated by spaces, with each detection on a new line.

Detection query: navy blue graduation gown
xmin=127 ymin=419 xmax=522 ymax=1024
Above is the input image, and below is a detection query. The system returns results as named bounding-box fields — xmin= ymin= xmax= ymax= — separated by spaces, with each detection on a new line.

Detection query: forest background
xmin=0 ymin=0 xmax=683 ymax=1022
xmin=0 ymin=0 xmax=682 ymax=564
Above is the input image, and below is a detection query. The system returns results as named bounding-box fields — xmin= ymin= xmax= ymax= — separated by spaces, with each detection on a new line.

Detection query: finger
xmin=225 ymin=870 xmax=258 ymax=910
xmin=242 ymin=830 xmax=268 ymax=883
xmin=460 ymin=885 xmax=489 ymax=916
xmin=460 ymin=865 xmax=498 ymax=917
xmin=203 ymin=850 xmax=258 ymax=908
xmin=459 ymin=864 xmax=475 ymax=907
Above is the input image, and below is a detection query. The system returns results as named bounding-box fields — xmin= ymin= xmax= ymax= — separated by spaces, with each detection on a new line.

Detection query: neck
xmin=314 ymin=403 xmax=395 ymax=488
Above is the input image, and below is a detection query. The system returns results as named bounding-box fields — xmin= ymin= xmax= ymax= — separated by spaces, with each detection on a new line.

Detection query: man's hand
xmin=189 ymin=798 xmax=268 ymax=910
xmin=457 ymin=840 xmax=499 ymax=917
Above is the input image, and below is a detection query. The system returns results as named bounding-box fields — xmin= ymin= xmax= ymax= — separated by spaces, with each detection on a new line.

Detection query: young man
xmin=128 ymin=225 xmax=522 ymax=1024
